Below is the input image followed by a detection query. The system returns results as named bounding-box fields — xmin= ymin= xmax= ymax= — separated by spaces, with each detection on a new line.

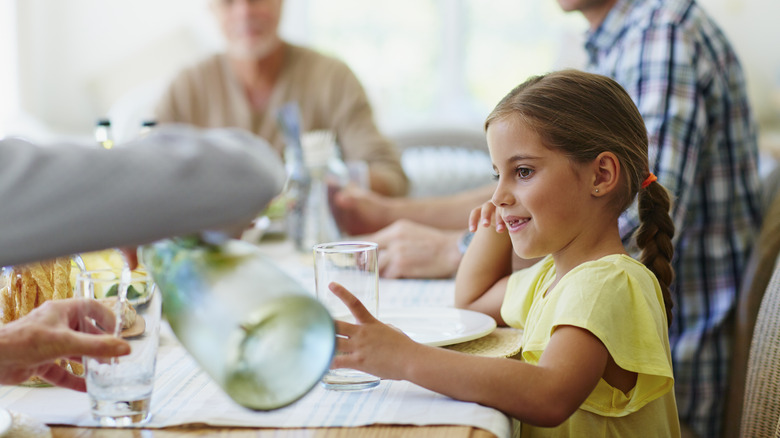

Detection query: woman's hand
xmin=328 ymin=282 xmax=421 ymax=381
xmin=0 ymin=299 xmax=130 ymax=391
xmin=468 ymin=201 xmax=505 ymax=233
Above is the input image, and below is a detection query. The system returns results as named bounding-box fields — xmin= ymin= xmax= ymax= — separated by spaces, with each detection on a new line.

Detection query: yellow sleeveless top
xmin=501 ymin=255 xmax=680 ymax=438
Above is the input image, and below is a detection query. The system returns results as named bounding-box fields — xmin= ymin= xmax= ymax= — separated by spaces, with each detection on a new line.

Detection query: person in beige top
xmin=154 ymin=0 xmax=408 ymax=197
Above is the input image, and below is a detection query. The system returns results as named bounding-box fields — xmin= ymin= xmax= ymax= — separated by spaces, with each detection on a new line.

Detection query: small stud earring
xmin=594 ymin=189 xmax=600 ymax=194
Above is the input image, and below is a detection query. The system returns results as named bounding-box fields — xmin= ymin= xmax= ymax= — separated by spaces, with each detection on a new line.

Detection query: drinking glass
xmin=75 ymin=268 xmax=160 ymax=426
xmin=313 ymin=241 xmax=380 ymax=391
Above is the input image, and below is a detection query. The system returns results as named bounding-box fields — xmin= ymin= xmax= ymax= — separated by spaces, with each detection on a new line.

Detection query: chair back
xmin=391 ymin=127 xmax=493 ymax=198
xmin=740 ymin=255 xmax=780 ymax=437
xmin=723 ymin=168 xmax=780 ymax=437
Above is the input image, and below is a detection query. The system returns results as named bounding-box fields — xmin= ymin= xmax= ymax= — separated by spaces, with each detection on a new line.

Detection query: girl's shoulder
xmin=566 ymin=254 xmax=657 ymax=288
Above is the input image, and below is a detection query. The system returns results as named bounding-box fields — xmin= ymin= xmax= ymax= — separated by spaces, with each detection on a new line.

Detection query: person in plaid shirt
xmin=565 ymin=0 xmax=763 ymax=435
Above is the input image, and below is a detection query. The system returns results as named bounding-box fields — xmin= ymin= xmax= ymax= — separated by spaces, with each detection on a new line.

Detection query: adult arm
xmin=325 ymin=64 xmax=409 ymax=197
xmin=0 ymin=126 xmax=285 ymax=267
xmin=335 ymin=183 xmax=495 ymax=236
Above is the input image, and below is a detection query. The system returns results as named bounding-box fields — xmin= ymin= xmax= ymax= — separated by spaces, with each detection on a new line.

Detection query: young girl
xmin=328 ymin=70 xmax=680 ymax=437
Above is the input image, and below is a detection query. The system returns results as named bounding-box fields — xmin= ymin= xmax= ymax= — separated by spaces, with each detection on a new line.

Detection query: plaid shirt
xmin=585 ymin=0 xmax=763 ymax=436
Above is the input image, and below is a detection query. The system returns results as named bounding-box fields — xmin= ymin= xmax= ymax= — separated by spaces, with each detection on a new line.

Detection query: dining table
xmin=0 ymin=239 xmax=517 ymax=438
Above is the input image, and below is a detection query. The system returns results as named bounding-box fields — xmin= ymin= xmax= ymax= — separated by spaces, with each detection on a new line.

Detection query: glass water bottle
xmin=299 ymin=130 xmax=350 ymax=252
xmin=277 ymin=103 xmax=310 ymax=250
xmin=142 ymin=237 xmax=335 ymax=411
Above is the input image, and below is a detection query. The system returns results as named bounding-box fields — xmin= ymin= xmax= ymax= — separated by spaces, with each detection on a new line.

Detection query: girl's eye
xmin=517 ymin=167 xmax=533 ymax=179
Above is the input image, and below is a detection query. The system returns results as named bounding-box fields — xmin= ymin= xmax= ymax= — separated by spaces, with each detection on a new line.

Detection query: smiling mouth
xmin=505 ymin=217 xmax=530 ymax=229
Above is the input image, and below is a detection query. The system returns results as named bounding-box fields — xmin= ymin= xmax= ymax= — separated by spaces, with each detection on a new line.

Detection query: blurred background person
xmin=153 ymin=0 xmax=408 ymax=197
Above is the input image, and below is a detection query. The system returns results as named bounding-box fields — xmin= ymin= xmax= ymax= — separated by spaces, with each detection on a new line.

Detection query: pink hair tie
xmin=641 ymin=173 xmax=657 ymax=189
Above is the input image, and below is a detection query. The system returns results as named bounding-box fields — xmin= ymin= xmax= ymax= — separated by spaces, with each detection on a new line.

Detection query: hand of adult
xmin=333 ymin=186 xmax=396 ymax=236
xmin=363 ymin=219 xmax=464 ymax=279
xmin=0 ymin=299 xmax=130 ymax=391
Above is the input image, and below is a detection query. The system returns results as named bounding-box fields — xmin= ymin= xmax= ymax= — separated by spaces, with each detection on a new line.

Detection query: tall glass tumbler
xmin=313 ymin=241 xmax=380 ymax=391
xmin=75 ymin=268 xmax=160 ymax=426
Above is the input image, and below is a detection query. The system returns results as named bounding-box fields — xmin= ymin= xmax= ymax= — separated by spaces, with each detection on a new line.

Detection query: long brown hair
xmin=486 ymin=69 xmax=675 ymax=327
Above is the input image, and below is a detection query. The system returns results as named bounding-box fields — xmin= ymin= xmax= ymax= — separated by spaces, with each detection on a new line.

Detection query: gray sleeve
xmin=0 ymin=125 xmax=285 ymax=266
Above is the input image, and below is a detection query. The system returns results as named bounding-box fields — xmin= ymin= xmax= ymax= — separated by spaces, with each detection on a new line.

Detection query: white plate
xmin=379 ymin=307 xmax=496 ymax=347
xmin=0 ymin=407 xmax=11 ymax=437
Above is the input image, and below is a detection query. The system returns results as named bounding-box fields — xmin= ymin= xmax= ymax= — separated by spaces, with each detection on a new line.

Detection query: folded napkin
xmin=445 ymin=327 xmax=523 ymax=358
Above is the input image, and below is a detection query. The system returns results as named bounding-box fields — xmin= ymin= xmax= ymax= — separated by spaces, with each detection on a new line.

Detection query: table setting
xmin=0 ymin=237 xmax=517 ymax=438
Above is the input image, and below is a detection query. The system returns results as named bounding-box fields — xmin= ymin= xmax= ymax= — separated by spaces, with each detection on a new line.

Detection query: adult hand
xmin=0 ymin=299 xmax=130 ymax=391
xmin=333 ymin=186 xmax=396 ymax=236
xmin=363 ymin=219 xmax=464 ymax=279
xmin=468 ymin=201 xmax=506 ymax=233
xmin=329 ymin=282 xmax=422 ymax=380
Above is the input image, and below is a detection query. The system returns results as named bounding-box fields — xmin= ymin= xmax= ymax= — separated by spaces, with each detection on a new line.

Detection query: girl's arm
xmin=454 ymin=206 xmax=514 ymax=324
xmin=331 ymin=283 xmax=609 ymax=427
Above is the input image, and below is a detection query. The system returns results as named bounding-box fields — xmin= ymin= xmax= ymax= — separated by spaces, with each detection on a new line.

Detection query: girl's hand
xmin=468 ymin=201 xmax=505 ymax=233
xmin=328 ymin=282 xmax=420 ymax=380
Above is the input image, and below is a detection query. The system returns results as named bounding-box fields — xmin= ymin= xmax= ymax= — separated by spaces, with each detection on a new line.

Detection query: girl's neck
xmin=550 ymin=219 xmax=627 ymax=285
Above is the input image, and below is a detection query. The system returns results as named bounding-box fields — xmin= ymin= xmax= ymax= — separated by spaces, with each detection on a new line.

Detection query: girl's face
xmin=487 ymin=117 xmax=594 ymax=260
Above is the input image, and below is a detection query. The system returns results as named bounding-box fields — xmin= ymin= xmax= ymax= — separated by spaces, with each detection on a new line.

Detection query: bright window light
xmin=285 ymin=0 xmax=586 ymax=134
xmin=0 ymin=0 xmax=18 ymax=137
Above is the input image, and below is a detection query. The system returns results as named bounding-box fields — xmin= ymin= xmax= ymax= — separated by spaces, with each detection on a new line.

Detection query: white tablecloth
xmin=0 ymin=240 xmax=511 ymax=438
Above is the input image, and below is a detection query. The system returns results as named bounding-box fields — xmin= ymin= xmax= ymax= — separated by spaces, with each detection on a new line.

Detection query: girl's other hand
xmin=468 ymin=201 xmax=505 ymax=233
xmin=328 ymin=282 xmax=420 ymax=380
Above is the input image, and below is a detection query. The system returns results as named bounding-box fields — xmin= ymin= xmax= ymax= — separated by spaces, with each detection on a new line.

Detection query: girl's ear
xmin=591 ymin=152 xmax=620 ymax=196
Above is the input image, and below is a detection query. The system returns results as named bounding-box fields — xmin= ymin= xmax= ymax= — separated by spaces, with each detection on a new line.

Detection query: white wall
xmin=13 ymin=0 xmax=219 ymax=140
xmin=7 ymin=0 xmax=780 ymax=147
xmin=0 ymin=0 xmax=18 ymax=138
xmin=698 ymin=0 xmax=780 ymax=128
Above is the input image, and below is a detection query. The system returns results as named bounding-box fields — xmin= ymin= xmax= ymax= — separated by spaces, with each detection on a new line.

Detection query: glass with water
xmin=76 ymin=268 xmax=160 ymax=426
xmin=313 ymin=241 xmax=380 ymax=390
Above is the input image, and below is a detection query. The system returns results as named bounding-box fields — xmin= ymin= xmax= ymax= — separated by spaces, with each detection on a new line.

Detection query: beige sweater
xmin=154 ymin=43 xmax=408 ymax=196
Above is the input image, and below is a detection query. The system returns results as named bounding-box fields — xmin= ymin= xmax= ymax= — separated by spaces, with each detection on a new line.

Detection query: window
xmin=0 ymin=0 xmax=18 ymax=137
xmin=282 ymin=0 xmax=586 ymax=133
